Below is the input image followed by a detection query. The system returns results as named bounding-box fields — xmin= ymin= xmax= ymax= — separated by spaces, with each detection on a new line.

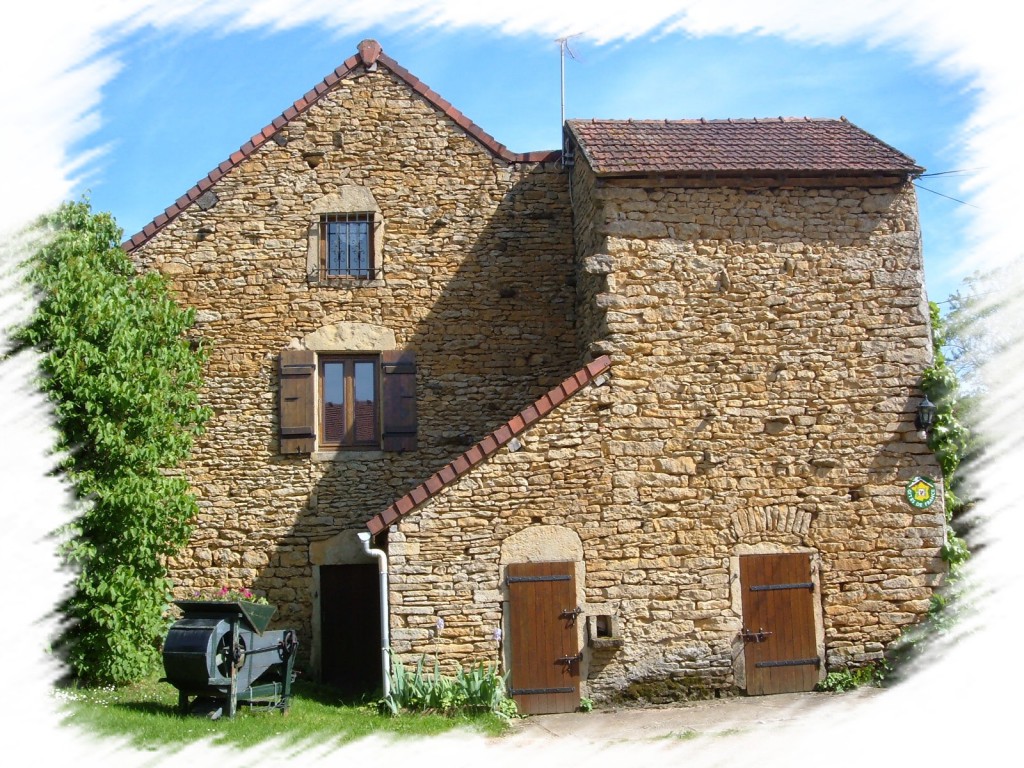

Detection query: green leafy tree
xmin=937 ymin=272 xmax=1002 ymax=396
xmin=10 ymin=199 xmax=210 ymax=685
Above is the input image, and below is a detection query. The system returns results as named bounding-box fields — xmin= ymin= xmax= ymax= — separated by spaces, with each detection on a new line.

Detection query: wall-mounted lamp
xmin=916 ymin=395 xmax=937 ymax=432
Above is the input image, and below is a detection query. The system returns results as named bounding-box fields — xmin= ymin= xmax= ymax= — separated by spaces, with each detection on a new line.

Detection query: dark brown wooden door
xmin=740 ymin=553 xmax=820 ymax=695
xmin=321 ymin=564 xmax=382 ymax=697
xmin=507 ymin=561 xmax=580 ymax=714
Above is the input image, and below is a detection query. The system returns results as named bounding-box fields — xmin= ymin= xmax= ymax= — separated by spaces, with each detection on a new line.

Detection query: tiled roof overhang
xmin=122 ymin=40 xmax=560 ymax=253
xmin=565 ymin=117 xmax=924 ymax=180
xmin=365 ymin=355 xmax=612 ymax=535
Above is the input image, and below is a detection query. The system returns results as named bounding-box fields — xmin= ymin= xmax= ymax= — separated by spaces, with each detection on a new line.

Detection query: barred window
xmin=320 ymin=213 xmax=373 ymax=278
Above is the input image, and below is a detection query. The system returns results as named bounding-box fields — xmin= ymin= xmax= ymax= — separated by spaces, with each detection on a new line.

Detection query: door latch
xmin=560 ymin=606 xmax=583 ymax=625
xmin=741 ymin=627 xmax=773 ymax=643
xmin=557 ymin=652 xmax=583 ymax=664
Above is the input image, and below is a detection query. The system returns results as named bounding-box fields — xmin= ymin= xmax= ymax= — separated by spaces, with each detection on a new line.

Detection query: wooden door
xmin=320 ymin=564 xmax=382 ymax=697
xmin=507 ymin=561 xmax=581 ymax=714
xmin=740 ymin=553 xmax=820 ymax=695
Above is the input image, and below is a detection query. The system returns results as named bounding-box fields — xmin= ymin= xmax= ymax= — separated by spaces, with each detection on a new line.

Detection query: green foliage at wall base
xmin=921 ymin=301 xmax=974 ymax=572
xmin=381 ymin=653 xmax=514 ymax=718
xmin=815 ymin=660 xmax=890 ymax=692
xmin=11 ymin=199 xmax=210 ymax=685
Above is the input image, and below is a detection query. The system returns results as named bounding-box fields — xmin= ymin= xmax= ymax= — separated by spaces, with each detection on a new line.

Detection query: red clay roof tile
xmin=565 ymin=118 xmax=923 ymax=178
xmin=479 ymin=435 xmax=499 ymax=455
xmin=465 ymin=444 xmax=485 ymax=466
xmin=365 ymin=355 xmax=611 ymax=534
xmin=358 ymin=39 xmax=382 ymax=67
xmin=521 ymin=405 xmax=540 ymax=425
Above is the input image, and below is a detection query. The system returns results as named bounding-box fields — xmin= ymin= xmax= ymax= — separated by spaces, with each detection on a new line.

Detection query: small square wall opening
xmin=587 ymin=612 xmax=623 ymax=649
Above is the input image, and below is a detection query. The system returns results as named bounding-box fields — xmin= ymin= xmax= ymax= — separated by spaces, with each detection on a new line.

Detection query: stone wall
xmin=381 ymin=156 xmax=946 ymax=700
xmin=131 ymin=56 xmax=945 ymax=696
xmin=387 ymin=378 xmax=613 ymax=671
xmin=567 ymin=155 xmax=945 ymax=690
xmin=132 ymin=63 xmax=578 ymax=655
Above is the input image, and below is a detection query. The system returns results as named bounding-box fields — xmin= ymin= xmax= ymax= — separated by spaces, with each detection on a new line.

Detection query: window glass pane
xmin=325 ymin=221 xmax=340 ymax=275
xmin=355 ymin=221 xmax=368 ymax=276
xmin=323 ymin=216 xmax=371 ymax=277
xmin=339 ymin=224 xmax=350 ymax=274
xmin=322 ymin=362 xmax=346 ymax=443
xmin=353 ymin=361 xmax=377 ymax=442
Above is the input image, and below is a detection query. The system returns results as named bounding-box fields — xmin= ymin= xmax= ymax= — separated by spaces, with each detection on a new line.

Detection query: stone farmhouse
xmin=125 ymin=39 xmax=946 ymax=712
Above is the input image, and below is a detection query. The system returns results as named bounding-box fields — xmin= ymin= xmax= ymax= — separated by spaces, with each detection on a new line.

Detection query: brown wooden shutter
xmin=380 ymin=350 xmax=417 ymax=451
xmin=279 ymin=349 xmax=316 ymax=454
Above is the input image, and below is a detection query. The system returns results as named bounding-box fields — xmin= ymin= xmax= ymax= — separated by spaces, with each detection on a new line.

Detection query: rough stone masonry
xmin=128 ymin=40 xmax=946 ymax=702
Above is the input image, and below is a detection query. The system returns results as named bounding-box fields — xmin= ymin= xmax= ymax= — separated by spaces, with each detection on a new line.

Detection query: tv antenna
xmin=557 ymin=35 xmax=581 ymax=128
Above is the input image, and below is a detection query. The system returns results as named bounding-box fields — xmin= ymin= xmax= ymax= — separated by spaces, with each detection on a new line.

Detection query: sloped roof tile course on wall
xmin=365 ymin=355 xmax=612 ymax=535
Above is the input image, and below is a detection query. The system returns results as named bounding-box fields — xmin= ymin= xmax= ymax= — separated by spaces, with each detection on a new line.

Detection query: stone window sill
xmin=308 ymin=276 xmax=386 ymax=289
xmin=312 ymin=450 xmax=385 ymax=462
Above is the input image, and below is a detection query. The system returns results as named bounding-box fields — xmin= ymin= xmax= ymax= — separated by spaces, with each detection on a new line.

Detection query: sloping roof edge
xmin=122 ymin=39 xmax=560 ymax=253
xmin=366 ymin=355 xmax=612 ymax=535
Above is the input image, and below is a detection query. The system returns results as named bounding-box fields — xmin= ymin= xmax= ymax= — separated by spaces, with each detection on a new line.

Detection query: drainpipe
xmin=358 ymin=531 xmax=390 ymax=699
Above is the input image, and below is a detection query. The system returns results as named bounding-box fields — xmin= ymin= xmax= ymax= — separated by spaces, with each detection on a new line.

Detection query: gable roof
xmin=565 ymin=117 xmax=923 ymax=179
xmin=122 ymin=39 xmax=559 ymax=253
xmin=365 ymin=355 xmax=612 ymax=535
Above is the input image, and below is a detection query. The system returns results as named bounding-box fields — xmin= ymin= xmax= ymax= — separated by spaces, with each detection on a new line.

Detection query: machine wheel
xmin=215 ymin=632 xmax=247 ymax=677
xmin=280 ymin=630 xmax=298 ymax=659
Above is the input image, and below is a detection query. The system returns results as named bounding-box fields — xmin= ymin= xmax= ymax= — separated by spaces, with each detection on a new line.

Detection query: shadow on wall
xmin=246 ymin=162 xmax=580 ymax=687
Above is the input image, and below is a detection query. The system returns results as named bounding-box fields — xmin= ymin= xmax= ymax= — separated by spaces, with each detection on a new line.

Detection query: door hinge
xmin=755 ymin=657 xmax=821 ymax=668
xmin=750 ymin=582 xmax=813 ymax=592
xmin=511 ymin=686 xmax=576 ymax=695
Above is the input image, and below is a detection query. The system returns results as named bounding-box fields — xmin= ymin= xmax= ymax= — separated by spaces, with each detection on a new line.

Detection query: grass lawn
xmin=55 ymin=675 xmax=511 ymax=753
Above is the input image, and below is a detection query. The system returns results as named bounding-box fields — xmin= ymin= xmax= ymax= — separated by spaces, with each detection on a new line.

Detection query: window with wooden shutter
xmin=380 ymin=350 xmax=417 ymax=452
xmin=318 ymin=355 xmax=380 ymax=449
xmin=280 ymin=348 xmax=416 ymax=454
xmin=279 ymin=349 xmax=316 ymax=454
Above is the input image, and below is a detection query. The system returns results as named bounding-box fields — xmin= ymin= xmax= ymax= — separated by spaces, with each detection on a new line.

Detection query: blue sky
xmin=1 ymin=2 xmax=1020 ymax=765
xmin=79 ymin=23 xmax=976 ymax=302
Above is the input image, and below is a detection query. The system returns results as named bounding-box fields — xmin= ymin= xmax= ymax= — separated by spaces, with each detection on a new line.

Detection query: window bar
xmin=320 ymin=213 xmax=378 ymax=280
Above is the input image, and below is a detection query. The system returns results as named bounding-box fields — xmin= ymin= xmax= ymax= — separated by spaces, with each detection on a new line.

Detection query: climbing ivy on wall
xmin=920 ymin=300 xmax=974 ymax=571
xmin=11 ymin=199 xmax=210 ymax=685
